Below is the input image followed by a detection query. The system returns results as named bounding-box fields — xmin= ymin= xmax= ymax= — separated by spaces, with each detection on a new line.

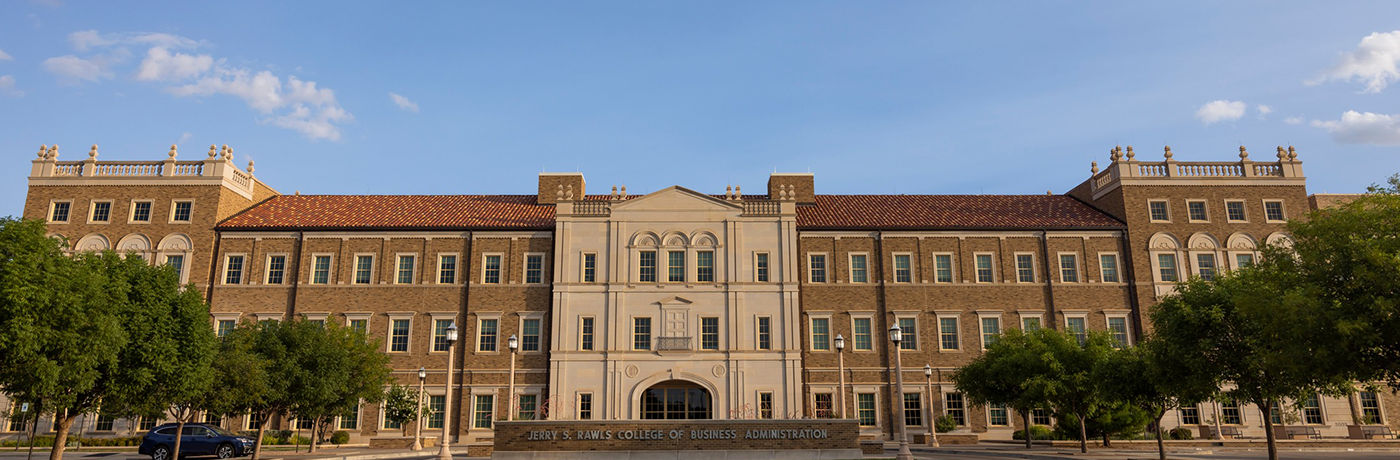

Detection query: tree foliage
xmin=952 ymin=328 xmax=1059 ymax=449
xmin=282 ymin=320 xmax=391 ymax=452
xmin=382 ymin=383 xmax=423 ymax=437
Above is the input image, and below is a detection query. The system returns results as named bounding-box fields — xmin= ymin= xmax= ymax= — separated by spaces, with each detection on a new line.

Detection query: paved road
xmin=891 ymin=445 xmax=1400 ymax=459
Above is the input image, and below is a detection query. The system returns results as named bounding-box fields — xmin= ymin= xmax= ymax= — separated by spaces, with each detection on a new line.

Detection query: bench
xmin=1281 ymin=426 xmax=1322 ymax=440
xmin=1359 ymin=425 xmax=1395 ymax=439
xmin=1203 ymin=426 xmax=1244 ymax=439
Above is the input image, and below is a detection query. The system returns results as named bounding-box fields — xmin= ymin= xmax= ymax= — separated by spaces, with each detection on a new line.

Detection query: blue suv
xmin=139 ymin=423 xmax=256 ymax=460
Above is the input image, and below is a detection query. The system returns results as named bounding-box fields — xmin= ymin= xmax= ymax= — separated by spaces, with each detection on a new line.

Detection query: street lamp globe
xmin=889 ymin=324 xmax=902 ymax=344
xmin=445 ymin=322 xmax=458 ymax=343
xmin=923 ymin=364 xmax=932 ymax=377
xmin=834 ymin=334 xmax=845 ymax=351
xmin=418 ymin=366 xmax=427 ymax=380
xmin=508 ymin=334 xmax=519 ymax=351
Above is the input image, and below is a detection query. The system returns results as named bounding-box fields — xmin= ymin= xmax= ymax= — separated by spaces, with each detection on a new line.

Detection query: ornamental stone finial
xmin=726 ymin=185 xmax=733 ymax=199
xmin=1277 ymin=146 xmax=1286 ymax=159
xmin=1288 ymin=146 xmax=1297 ymax=160
xmin=1091 ymin=161 xmax=1099 ymax=174
xmin=620 ymin=185 xmax=627 ymax=199
xmin=169 ymin=144 xmax=179 ymax=158
xmin=1125 ymin=145 xmax=1135 ymax=160
xmin=1239 ymin=145 xmax=1248 ymax=160
xmin=1163 ymin=145 xmax=1172 ymax=160
xmin=735 ymin=185 xmax=741 ymax=197
xmin=37 ymin=145 xmax=47 ymax=159
xmin=566 ymin=184 xmax=574 ymax=200
xmin=556 ymin=184 xmax=564 ymax=200
xmin=1109 ymin=146 xmax=1121 ymax=162
xmin=88 ymin=144 xmax=98 ymax=159
xmin=208 ymin=144 xmax=218 ymax=159
xmin=247 ymin=160 xmax=255 ymax=174
xmin=49 ymin=145 xmax=58 ymax=159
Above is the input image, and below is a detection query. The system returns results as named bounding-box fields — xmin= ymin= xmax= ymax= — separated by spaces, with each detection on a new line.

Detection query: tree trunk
xmin=1102 ymin=431 xmax=1110 ymax=447
xmin=1023 ymin=410 xmax=1032 ymax=449
xmin=1260 ymin=400 xmax=1278 ymax=460
xmin=172 ymin=419 xmax=186 ymax=460
xmin=1154 ymin=410 xmax=1166 ymax=460
xmin=1212 ymin=401 xmax=1224 ymax=440
xmin=308 ymin=417 xmax=319 ymax=453
xmin=48 ymin=411 xmax=76 ymax=460
xmin=251 ymin=415 xmax=266 ymax=460
xmin=1078 ymin=413 xmax=1088 ymax=453
xmin=294 ymin=419 xmax=301 ymax=453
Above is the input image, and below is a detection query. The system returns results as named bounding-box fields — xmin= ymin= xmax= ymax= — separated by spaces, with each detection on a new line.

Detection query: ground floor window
xmin=945 ymin=393 xmax=965 ymax=426
xmin=1360 ymin=391 xmax=1382 ymax=424
xmin=814 ymin=393 xmax=834 ymax=418
xmin=518 ymin=394 xmax=537 ymax=420
xmin=428 ymin=395 xmax=445 ymax=428
xmin=1302 ymin=394 xmax=1323 ymax=424
xmin=1180 ymin=406 xmax=1200 ymax=425
xmin=903 ymin=393 xmax=922 ymax=427
xmin=474 ymin=395 xmax=494 ymax=429
xmin=988 ymin=403 xmax=1008 ymax=426
xmin=578 ymin=393 xmax=593 ymax=420
xmin=1269 ymin=401 xmax=1282 ymax=425
xmin=339 ymin=406 xmax=359 ymax=430
xmin=1032 ymin=408 xmax=1051 ymax=426
xmin=758 ymin=392 xmax=773 ymax=419
xmin=94 ymin=414 xmax=115 ymax=431
xmin=857 ymin=393 xmax=876 ymax=426
xmin=139 ymin=417 xmax=157 ymax=430
xmin=1221 ymin=402 xmax=1241 ymax=425
xmin=203 ymin=413 xmax=221 ymax=426
xmin=642 ymin=381 xmax=710 ymax=420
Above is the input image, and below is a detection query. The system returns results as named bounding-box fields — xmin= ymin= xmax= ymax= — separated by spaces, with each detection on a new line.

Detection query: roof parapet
xmin=29 ymin=143 xmax=261 ymax=198
xmin=1088 ymin=145 xmax=1304 ymax=196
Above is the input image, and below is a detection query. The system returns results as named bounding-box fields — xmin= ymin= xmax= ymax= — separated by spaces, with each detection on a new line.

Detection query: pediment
xmin=655 ymin=296 xmax=694 ymax=306
xmin=611 ymin=186 xmax=741 ymax=213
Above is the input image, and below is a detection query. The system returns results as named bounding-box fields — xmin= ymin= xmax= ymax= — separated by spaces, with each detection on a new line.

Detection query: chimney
xmin=538 ymin=172 xmax=585 ymax=205
xmin=767 ymin=173 xmax=815 ymax=204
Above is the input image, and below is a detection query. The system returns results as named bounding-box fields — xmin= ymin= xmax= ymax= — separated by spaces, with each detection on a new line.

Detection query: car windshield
xmin=207 ymin=426 xmax=239 ymax=437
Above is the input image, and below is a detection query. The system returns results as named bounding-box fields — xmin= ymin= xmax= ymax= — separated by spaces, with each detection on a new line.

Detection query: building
xmin=4 ymin=143 xmax=1396 ymax=447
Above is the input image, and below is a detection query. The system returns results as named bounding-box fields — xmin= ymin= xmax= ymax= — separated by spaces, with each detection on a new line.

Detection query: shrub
xmin=289 ymin=435 xmax=312 ymax=445
xmin=1168 ymin=427 xmax=1193 ymax=440
xmin=934 ymin=415 xmax=958 ymax=433
xmin=1013 ymin=425 xmax=1055 ymax=440
xmin=330 ymin=431 xmax=350 ymax=445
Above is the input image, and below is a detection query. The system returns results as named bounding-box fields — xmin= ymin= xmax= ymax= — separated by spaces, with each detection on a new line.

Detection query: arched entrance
xmin=641 ymin=380 xmax=711 ymax=419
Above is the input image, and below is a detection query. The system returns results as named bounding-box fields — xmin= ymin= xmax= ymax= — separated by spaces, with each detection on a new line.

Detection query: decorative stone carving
xmin=625 ymin=364 xmax=639 ymax=378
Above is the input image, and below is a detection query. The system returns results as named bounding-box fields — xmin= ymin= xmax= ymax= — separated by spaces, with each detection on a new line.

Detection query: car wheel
xmin=152 ymin=446 xmax=170 ymax=460
xmin=216 ymin=443 xmax=235 ymax=459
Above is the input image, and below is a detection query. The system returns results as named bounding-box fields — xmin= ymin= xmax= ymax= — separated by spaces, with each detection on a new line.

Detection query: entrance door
xmin=641 ymin=380 xmax=711 ymax=419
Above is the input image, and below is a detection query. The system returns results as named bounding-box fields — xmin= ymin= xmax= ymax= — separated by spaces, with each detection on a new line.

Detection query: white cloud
xmin=1195 ymin=100 xmax=1247 ymax=124
xmin=178 ymin=132 xmax=193 ymax=144
xmin=389 ymin=92 xmax=419 ymax=112
xmin=0 ymin=75 xmax=23 ymax=97
xmin=1312 ymin=30 xmax=1400 ymax=93
xmin=42 ymin=55 xmax=114 ymax=82
xmin=1284 ymin=116 xmax=1304 ymax=125
xmin=136 ymin=47 xmax=213 ymax=81
xmin=170 ymin=69 xmax=351 ymax=140
xmin=0 ymin=49 xmax=11 ymax=60
xmin=1312 ymin=110 xmax=1400 ymax=145
xmin=69 ymin=30 xmax=198 ymax=52
xmin=1257 ymin=105 xmax=1272 ymax=116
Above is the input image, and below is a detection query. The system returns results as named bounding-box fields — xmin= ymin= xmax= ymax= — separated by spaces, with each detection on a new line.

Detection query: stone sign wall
xmin=492 ymin=419 xmax=860 ymax=452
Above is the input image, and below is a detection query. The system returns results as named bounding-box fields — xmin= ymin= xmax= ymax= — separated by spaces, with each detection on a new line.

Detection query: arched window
xmin=641 ymin=380 xmax=711 ymax=420
xmin=1185 ymin=233 xmax=1221 ymax=281
xmin=1226 ymin=233 xmax=1259 ymax=269
xmin=74 ymin=233 xmax=110 ymax=253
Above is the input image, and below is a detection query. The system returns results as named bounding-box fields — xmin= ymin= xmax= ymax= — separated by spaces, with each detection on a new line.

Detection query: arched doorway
xmin=641 ymin=380 xmax=711 ymax=419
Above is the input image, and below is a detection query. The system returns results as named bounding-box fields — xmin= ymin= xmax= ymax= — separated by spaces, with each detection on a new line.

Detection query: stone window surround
xmin=1056 ymin=252 xmax=1080 ymax=283
xmin=481 ymin=252 xmax=504 ymax=284
xmin=579 ymin=316 xmax=595 ymax=351
xmin=468 ymin=388 xmax=498 ymax=431
xmin=1227 ymin=250 xmax=1259 ymax=270
xmin=972 ymin=252 xmax=996 ymax=283
xmin=807 ymin=252 xmax=828 ymax=283
xmin=1013 ymin=252 xmax=1037 ymax=283
xmin=211 ymin=312 xmax=240 ymax=334
xmin=437 ymin=252 xmax=459 ymax=284
xmin=385 ymin=312 xmax=414 ymax=354
xmin=1061 ymin=310 xmax=1089 ymax=341
xmin=264 ymin=253 xmax=289 ymax=285
xmin=852 ymin=386 xmax=882 ymax=428
xmin=344 ymin=312 xmax=371 ymax=331
xmin=159 ymin=251 xmax=190 ymax=284
xmin=221 ymin=253 xmax=247 ymax=285
xmin=893 ymin=311 xmax=920 ymax=352
xmin=127 ymin=199 xmax=154 ymax=224
xmin=847 ymin=252 xmax=869 ymax=284
xmin=986 ymin=402 xmax=1011 ymax=427
xmin=1224 ymin=199 xmax=1248 ymax=222
xmin=167 ymin=198 xmax=195 ymax=224
xmin=510 ymin=385 xmax=547 ymax=420
xmin=394 ymin=253 xmax=419 ymax=285
xmin=352 ymin=253 xmax=376 ymax=285
xmin=308 ymin=253 xmax=334 ymax=285
xmin=1189 ymin=250 xmax=1219 ymax=279
xmin=901 ymin=391 xmax=926 ymax=427
xmin=475 ymin=312 xmax=502 ymax=353
xmin=807 ymin=312 xmax=832 ymax=352
xmin=1151 ymin=250 xmax=1180 ymax=284
xmin=931 ymin=252 xmax=956 ymax=284
xmin=1262 ymin=199 xmax=1287 ymax=223
xmin=976 ymin=311 xmax=1001 ymax=351
xmin=890 ymin=252 xmax=913 ymax=284
xmin=301 ymin=312 xmax=329 ymax=323
xmin=251 ymin=312 xmax=283 ymax=323
xmin=86 ymin=199 xmax=113 ymax=224
xmin=522 ymin=252 xmax=547 ymax=285
xmin=1147 ymin=199 xmax=1171 ymax=222
xmin=754 ymin=314 xmax=772 ymax=351
xmin=1103 ymin=311 xmax=1132 ymax=346
xmin=934 ymin=310 xmax=961 ymax=352
xmin=1185 ymin=198 xmax=1210 ymax=223
xmin=428 ymin=311 xmax=458 ymax=354
xmin=1017 ymin=310 xmax=1043 ymax=331
xmin=48 ymin=199 xmax=72 ymax=224
xmin=517 ymin=312 xmax=545 ymax=354
xmin=848 ymin=312 xmax=876 ymax=352
xmin=753 ymin=251 xmax=770 ymax=283
xmin=1097 ymin=251 xmax=1121 ymax=284
xmin=631 ymin=315 xmax=653 ymax=351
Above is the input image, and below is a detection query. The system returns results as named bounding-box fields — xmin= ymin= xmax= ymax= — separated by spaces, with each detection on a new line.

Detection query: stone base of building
xmin=492 ymin=449 xmax=864 ymax=460
xmin=367 ymin=436 xmax=437 ymax=449
xmin=491 ymin=419 xmax=860 ymax=459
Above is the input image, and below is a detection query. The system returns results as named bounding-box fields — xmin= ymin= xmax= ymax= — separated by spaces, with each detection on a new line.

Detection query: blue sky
xmin=2 ymin=1 xmax=1398 ymax=214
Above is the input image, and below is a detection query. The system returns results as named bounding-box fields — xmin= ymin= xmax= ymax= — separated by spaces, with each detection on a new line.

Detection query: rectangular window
xmin=354 ymin=255 xmax=373 ymax=284
xmin=757 ymin=317 xmax=771 ymax=350
xmin=518 ymin=394 xmax=537 ymax=420
xmin=580 ymin=317 xmax=594 ymax=351
xmin=852 ymin=318 xmax=873 ymax=351
xmin=216 ymin=319 xmax=235 ymax=337
xmin=1226 ymin=200 xmax=1247 ymax=222
xmin=427 ymin=395 xmax=445 ymax=429
xmin=578 ymin=393 xmax=593 ymax=420
xmin=266 ymin=255 xmax=286 ymax=284
xmin=755 ymin=252 xmax=770 ymax=282
xmin=1360 ymin=391 xmax=1382 ymax=423
xmin=696 ymin=250 xmax=714 ymax=282
xmin=1031 ymin=408 xmax=1051 ymax=425
xmin=810 ymin=317 xmax=830 ymax=350
xmin=582 ymin=253 xmax=596 ymax=283
xmin=521 ymin=318 xmax=541 ymax=352
xmin=1059 ymin=254 xmax=1079 ymax=283
xmin=857 ymin=393 xmax=876 ymax=426
xmin=95 ymin=414 xmax=115 ymax=431
xmin=759 ymin=392 xmax=774 ymax=419
xmin=224 ymin=255 xmax=244 ymax=284
xmin=90 ymin=201 xmax=111 ymax=222
xmin=172 ymin=201 xmax=193 ymax=222
xmin=1099 ymin=254 xmax=1120 ymax=283
xmin=525 ymin=253 xmax=544 ymax=284
xmin=140 ymin=417 xmax=156 ymax=430
xmin=390 ymin=319 xmax=410 ymax=352
xmin=700 ymin=317 xmax=719 ymax=350
xmin=438 ymin=255 xmax=457 ymax=284
xmin=433 ymin=319 xmax=453 ymax=352
xmin=1270 ymin=401 xmax=1283 ymax=424
xmin=945 ymin=393 xmax=965 ymax=425
xmin=975 ymin=254 xmax=995 ymax=283
xmin=903 ymin=393 xmax=923 ymax=427
xmin=1303 ymin=394 xmax=1323 ymax=424
xmin=633 ymin=317 xmax=652 ymax=350
xmin=1196 ymin=253 xmax=1217 ymax=281
xmin=393 ymin=255 xmax=414 ymax=284
xmin=349 ymin=319 xmax=367 ymax=334
xmin=1235 ymin=253 xmax=1255 ymax=268
xmin=1015 ymin=254 xmax=1035 ymax=283
xmin=850 ymin=254 xmax=868 ymax=283
xmin=988 ymin=403 xmax=1009 ymax=426
xmin=483 ymin=255 xmax=502 ymax=284
xmin=204 ymin=413 xmax=221 ymax=425
xmin=939 ymin=317 xmax=960 ymax=350
xmin=981 ymin=317 xmax=1000 ymax=348
xmin=1222 ymin=401 xmax=1241 ymax=424
xmin=478 ymin=319 xmax=498 ymax=352
xmin=1066 ymin=317 xmax=1087 ymax=345
xmin=1149 ymin=200 xmax=1170 ymax=221
xmin=893 ymin=254 xmax=911 ymax=283
xmin=312 ymin=255 xmax=331 ymax=284
xmin=473 ymin=395 xmax=494 ymax=429
xmin=339 ymin=407 xmax=358 ymax=430
xmin=131 ymin=201 xmax=152 ymax=222
xmin=898 ymin=317 xmax=917 ymax=351
xmin=1158 ymin=254 xmax=1179 ymax=282
xmin=1264 ymin=200 xmax=1286 ymax=222
xmin=809 ymin=254 xmax=826 ymax=283
xmin=667 ymin=251 xmax=685 ymax=282
xmin=382 ymin=410 xmax=401 ymax=430
xmin=1108 ymin=317 xmax=1130 ymax=347
xmin=1180 ymin=406 xmax=1200 ymax=425
xmin=50 ymin=201 xmax=71 ymax=222
xmin=165 ymin=254 xmax=184 ymax=282
xmin=1187 ymin=200 xmax=1209 ymax=221
xmin=814 ymin=393 xmax=834 ymax=418
xmin=1022 ymin=317 xmax=1041 ymax=331
xmin=638 ymin=251 xmax=657 ymax=282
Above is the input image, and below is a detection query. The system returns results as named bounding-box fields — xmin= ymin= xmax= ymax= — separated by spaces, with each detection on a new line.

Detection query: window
xmin=898 ymin=317 xmax=917 ymax=351
xmin=427 ymin=395 xmax=446 ymax=429
xmin=390 ymin=319 xmax=410 ymax=352
xmin=903 ymin=393 xmax=923 ymax=426
xmin=525 ymin=253 xmax=544 ymax=284
xmin=1196 ymin=253 xmax=1217 ymax=281
xmin=339 ymin=406 xmax=359 ymax=430
xmin=700 ymin=317 xmax=719 ymax=350
xmin=1148 ymin=200 xmax=1170 ymax=222
xmin=1066 ymin=317 xmax=1087 ymax=345
xmin=580 ymin=317 xmax=594 ymax=351
xmin=1032 ymin=408 xmax=1052 ymax=426
xmin=633 ymin=317 xmax=652 ymax=350
xmin=394 ymin=255 xmax=414 ymax=284
xmin=975 ymin=254 xmax=995 ymax=283
xmin=852 ymin=318 xmax=873 ymax=351
xmin=1157 ymin=254 xmax=1179 ymax=282
xmin=697 ymin=250 xmax=714 ymax=282
xmin=582 ymin=253 xmax=596 ymax=283
xmin=204 ymin=413 xmax=221 ymax=425
xmin=216 ymin=319 xmax=235 ymax=337
xmin=478 ymin=319 xmax=498 ymax=352
xmin=1099 ymin=254 xmax=1120 ymax=283
xmin=1059 ymin=254 xmax=1079 ymax=283
xmin=638 ymin=251 xmax=657 ymax=282
xmin=1226 ymin=200 xmax=1247 ymax=222
xmin=1302 ymin=394 xmax=1323 ymax=424
xmin=856 ymin=393 xmax=876 ymax=426
xmin=171 ymin=201 xmax=193 ymax=222
xmin=50 ymin=201 xmax=71 ymax=222
xmin=1221 ymin=401 xmax=1241 ymax=424
xmin=312 ymin=255 xmax=331 ymax=284
xmin=945 ymin=393 xmax=965 ymax=425
xmin=129 ymin=201 xmax=152 ymax=222
xmin=1235 ymin=253 xmax=1255 ymax=269
xmin=849 ymin=254 xmax=868 ymax=283
xmin=757 ymin=317 xmax=771 ymax=350
xmin=95 ymin=414 xmax=115 ymax=431
xmin=1180 ymin=406 xmax=1200 ymax=425
xmin=808 ymin=254 xmax=827 ymax=283
xmin=90 ymin=201 xmax=111 ymax=222
xmin=224 ymin=255 xmax=244 ymax=284
xmin=1015 ymin=254 xmax=1035 ymax=283
xmin=518 ymin=394 xmax=537 ymax=420
xmin=1270 ymin=401 xmax=1283 ymax=424
xmin=893 ymin=254 xmax=911 ymax=283
xmin=578 ymin=393 xmax=593 ymax=420
xmin=349 ymin=318 xmax=368 ymax=335
xmin=939 ymin=317 xmax=959 ymax=350
xmin=759 ymin=392 xmax=774 ymax=419
xmin=667 ymin=251 xmax=685 ymax=282
xmin=140 ymin=417 xmax=156 ymax=430
xmin=354 ymin=255 xmax=373 ymax=284
xmin=810 ymin=317 xmax=830 ymax=350
xmin=473 ymin=395 xmax=494 ymax=429
xmin=1187 ymin=200 xmax=1208 ymax=221
xmin=483 ymin=255 xmax=502 ymax=284
xmin=755 ymin=252 xmax=769 ymax=282
xmin=1360 ymin=391 xmax=1382 ymax=423
xmin=165 ymin=254 xmax=184 ymax=282
xmin=814 ymin=393 xmax=834 ymax=418
xmin=521 ymin=318 xmax=541 ymax=351
xmin=988 ymin=403 xmax=1009 ymax=426
xmin=1021 ymin=317 xmax=1041 ymax=331
xmin=382 ymin=409 xmax=401 ymax=430
xmin=438 ymin=255 xmax=457 ymax=284
xmin=1264 ymin=200 xmax=1286 ymax=222
xmin=266 ymin=255 xmax=286 ymax=284
xmin=1108 ymin=317 xmax=1129 ymax=348
xmin=433 ymin=319 xmax=453 ymax=352
xmin=980 ymin=317 xmax=1000 ymax=349
xmin=934 ymin=254 xmax=954 ymax=283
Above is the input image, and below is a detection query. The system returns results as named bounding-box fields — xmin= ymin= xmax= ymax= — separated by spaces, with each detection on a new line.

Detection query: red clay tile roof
xmin=796 ymin=195 xmax=1123 ymax=230
xmin=217 ymin=195 xmax=554 ymax=230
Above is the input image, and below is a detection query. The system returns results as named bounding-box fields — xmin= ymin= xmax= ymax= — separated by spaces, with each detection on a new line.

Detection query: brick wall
xmin=492 ymin=419 xmax=859 ymax=451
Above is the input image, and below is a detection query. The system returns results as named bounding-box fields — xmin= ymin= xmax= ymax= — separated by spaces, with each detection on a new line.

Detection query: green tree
xmin=1039 ymin=329 xmax=1117 ymax=454
xmin=952 ymin=328 xmax=1058 ymax=449
xmin=1051 ymin=400 xmax=1151 ymax=447
xmin=282 ymin=320 xmax=391 ymax=452
xmin=382 ymin=384 xmax=422 ymax=437
xmin=202 ymin=322 xmax=273 ymax=457
xmin=1098 ymin=340 xmax=1215 ymax=460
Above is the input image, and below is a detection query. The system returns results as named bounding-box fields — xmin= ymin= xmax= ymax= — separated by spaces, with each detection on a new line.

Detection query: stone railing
xmin=573 ymin=200 xmax=610 ymax=216
xmin=1088 ymin=145 xmax=1304 ymax=194
xmin=30 ymin=144 xmax=257 ymax=196
xmin=655 ymin=336 xmax=692 ymax=351
xmin=742 ymin=200 xmax=781 ymax=216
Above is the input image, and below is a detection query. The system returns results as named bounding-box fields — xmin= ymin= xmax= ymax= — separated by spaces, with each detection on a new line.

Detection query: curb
xmin=263 ymin=452 xmax=435 ymax=460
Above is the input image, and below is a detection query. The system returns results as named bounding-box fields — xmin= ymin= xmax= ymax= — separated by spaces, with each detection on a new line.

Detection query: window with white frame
xmin=438 ymin=254 xmax=457 ymax=284
xmin=697 ymin=250 xmax=715 ymax=282
xmin=473 ymin=394 xmax=494 ymax=429
xmin=945 ymin=393 xmax=965 ymax=425
xmin=939 ymin=316 xmax=959 ymax=350
xmin=224 ymin=255 xmax=245 ymax=284
xmin=1066 ymin=316 xmax=1087 ymax=345
xmin=1099 ymin=253 xmax=1120 ymax=283
xmin=517 ymin=394 xmax=538 ymax=420
xmin=1195 ymin=253 xmax=1218 ymax=281
xmin=1015 ymin=253 xmax=1035 ymax=282
xmin=933 ymin=254 xmax=954 ymax=283
xmin=339 ymin=404 xmax=359 ymax=430
xmin=1221 ymin=401 xmax=1242 ymax=424
xmin=1187 ymin=200 xmax=1209 ymax=222
xmin=1148 ymin=200 xmax=1170 ymax=222
xmin=1302 ymin=394 xmax=1323 ymax=424
xmin=433 ymin=319 xmax=453 ymax=352
xmin=427 ymin=395 xmax=446 ymax=428
xmin=903 ymin=393 xmax=923 ymax=426
xmin=810 ymin=317 xmax=830 ymax=350
xmin=389 ymin=318 xmax=410 ymax=352
xmin=581 ymin=253 xmax=596 ymax=283
xmin=1179 ymin=406 xmax=1200 ymax=425
xmin=856 ymin=393 xmax=876 ymax=426
xmin=808 ymin=254 xmax=827 ymax=283
xmin=522 ymin=317 xmax=541 ymax=351
xmin=49 ymin=201 xmax=71 ymax=223
xmin=1156 ymin=253 xmax=1179 ymax=282
xmin=1021 ymin=316 xmax=1041 ymax=331
xmin=988 ymin=403 xmax=1009 ymax=426
xmin=1360 ymin=391 xmax=1382 ymax=423
xmin=980 ymin=316 xmax=1000 ymax=349
xmin=898 ymin=317 xmax=917 ymax=351
xmin=700 ymin=317 xmax=719 ymax=350
xmin=849 ymin=254 xmax=868 ymax=283
xmin=525 ymin=253 xmax=544 ymax=284
xmin=893 ymin=254 xmax=912 ymax=283
xmin=814 ymin=393 xmax=834 ymax=418
xmin=759 ymin=392 xmax=774 ymax=419
xmin=90 ymin=201 xmax=112 ymax=222
xmin=1058 ymin=254 xmax=1079 ymax=283
xmin=216 ymin=319 xmax=236 ymax=337
xmin=130 ymin=200 xmax=153 ymax=223
xmin=1234 ymin=253 xmax=1255 ymax=269
xmin=478 ymin=318 xmax=498 ymax=352
xmin=164 ymin=254 xmax=186 ymax=283
xmin=354 ymin=255 xmax=374 ymax=284
xmin=755 ymin=252 xmax=770 ymax=282
xmin=483 ymin=254 xmax=502 ymax=284
xmin=396 ymin=255 xmax=416 ymax=284
xmin=852 ymin=317 xmax=873 ymax=351
xmin=311 ymin=255 xmax=332 ymax=284
xmin=170 ymin=200 xmax=193 ymax=222
xmin=578 ymin=393 xmax=593 ymax=420
xmin=1263 ymin=200 xmax=1286 ymax=222
xmin=974 ymin=253 xmax=995 ymax=283
xmin=266 ymin=255 xmax=286 ymax=284
xmin=1032 ymin=408 xmax=1051 ymax=425
xmin=1225 ymin=200 xmax=1247 ymax=222
xmin=1107 ymin=316 xmax=1129 ymax=347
